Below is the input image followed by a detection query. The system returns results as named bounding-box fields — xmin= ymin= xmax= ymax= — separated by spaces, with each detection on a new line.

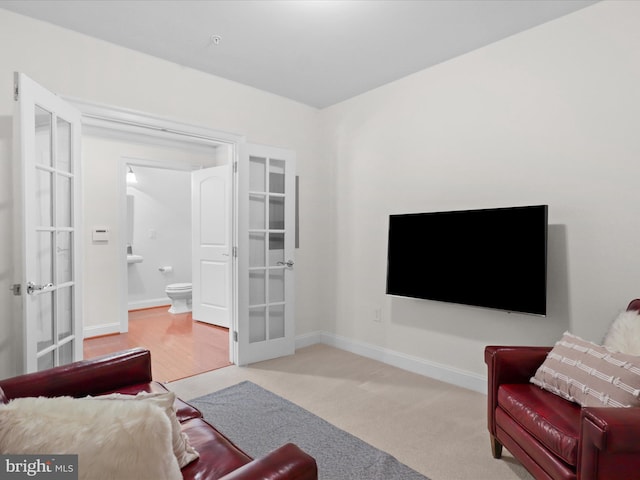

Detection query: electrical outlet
xmin=373 ymin=307 xmax=382 ymax=323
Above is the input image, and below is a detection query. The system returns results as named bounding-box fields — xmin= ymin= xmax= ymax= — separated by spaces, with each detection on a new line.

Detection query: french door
xmin=12 ymin=74 xmax=296 ymax=372
xmin=236 ymin=144 xmax=296 ymax=365
xmin=13 ymin=73 xmax=83 ymax=373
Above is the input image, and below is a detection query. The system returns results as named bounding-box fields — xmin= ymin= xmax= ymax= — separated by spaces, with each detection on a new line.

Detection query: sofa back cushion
xmin=0 ymin=348 xmax=152 ymax=400
xmin=531 ymin=331 xmax=640 ymax=407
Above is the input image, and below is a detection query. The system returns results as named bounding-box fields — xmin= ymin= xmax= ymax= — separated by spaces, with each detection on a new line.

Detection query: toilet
xmin=165 ymin=283 xmax=192 ymax=314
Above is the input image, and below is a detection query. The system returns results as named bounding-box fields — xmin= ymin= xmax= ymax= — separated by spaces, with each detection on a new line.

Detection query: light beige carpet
xmin=168 ymin=343 xmax=534 ymax=480
xmin=191 ymin=381 xmax=428 ymax=479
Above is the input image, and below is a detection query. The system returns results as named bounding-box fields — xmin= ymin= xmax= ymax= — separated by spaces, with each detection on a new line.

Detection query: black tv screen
xmin=386 ymin=205 xmax=548 ymax=315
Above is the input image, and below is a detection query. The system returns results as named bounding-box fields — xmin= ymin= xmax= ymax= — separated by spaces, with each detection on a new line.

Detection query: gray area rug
xmin=189 ymin=381 xmax=429 ymax=480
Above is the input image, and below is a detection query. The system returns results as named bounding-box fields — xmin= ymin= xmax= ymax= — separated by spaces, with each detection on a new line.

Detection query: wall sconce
xmin=126 ymin=166 xmax=138 ymax=184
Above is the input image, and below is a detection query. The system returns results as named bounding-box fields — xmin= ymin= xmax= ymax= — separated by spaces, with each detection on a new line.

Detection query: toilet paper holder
xmin=158 ymin=266 xmax=173 ymax=273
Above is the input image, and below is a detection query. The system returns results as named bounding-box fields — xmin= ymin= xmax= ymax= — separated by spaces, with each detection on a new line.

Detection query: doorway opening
xmin=75 ymin=100 xmax=240 ymax=381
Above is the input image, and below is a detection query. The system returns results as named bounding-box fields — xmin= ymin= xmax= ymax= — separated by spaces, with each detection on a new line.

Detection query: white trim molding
xmin=295 ymin=331 xmax=486 ymax=394
xmin=84 ymin=322 xmax=121 ymax=339
xmin=63 ymin=96 xmax=244 ymax=147
xmin=128 ymin=298 xmax=170 ymax=311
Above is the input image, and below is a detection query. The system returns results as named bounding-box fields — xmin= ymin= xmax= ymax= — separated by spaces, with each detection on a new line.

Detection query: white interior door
xmin=191 ymin=165 xmax=231 ymax=328
xmin=13 ymin=73 xmax=83 ymax=373
xmin=236 ymin=144 xmax=296 ymax=365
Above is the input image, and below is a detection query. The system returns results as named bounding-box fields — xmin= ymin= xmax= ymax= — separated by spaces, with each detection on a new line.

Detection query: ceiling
xmin=1 ymin=0 xmax=599 ymax=109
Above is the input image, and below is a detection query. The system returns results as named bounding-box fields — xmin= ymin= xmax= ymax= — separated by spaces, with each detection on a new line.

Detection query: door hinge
xmin=233 ymin=246 xmax=237 ymax=258
xmin=233 ymin=331 xmax=238 ymax=342
xmin=10 ymin=284 xmax=21 ymax=296
xmin=233 ymin=161 xmax=238 ymax=173
xmin=13 ymin=81 xmax=19 ymax=101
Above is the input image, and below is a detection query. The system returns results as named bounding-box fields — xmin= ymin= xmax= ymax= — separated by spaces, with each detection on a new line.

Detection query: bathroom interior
xmin=82 ymin=131 xmax=233 ymax=381
xmin=126 ymin=165 xmax=193 ymax=313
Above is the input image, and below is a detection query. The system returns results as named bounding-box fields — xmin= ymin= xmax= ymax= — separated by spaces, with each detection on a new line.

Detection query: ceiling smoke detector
xmin=210 ymin=35 xmax=222 ymax=45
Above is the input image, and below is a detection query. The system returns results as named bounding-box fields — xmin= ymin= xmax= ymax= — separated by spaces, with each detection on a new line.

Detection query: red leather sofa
xmin=485 ymin=300 xmax=640 ymax=480
xmin=0 ymin=348 xmax=318 ymax=480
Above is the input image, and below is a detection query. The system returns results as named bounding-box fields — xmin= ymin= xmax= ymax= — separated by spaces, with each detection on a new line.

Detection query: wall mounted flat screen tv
xmin=386 ymin=205 xmax=548 ymax=316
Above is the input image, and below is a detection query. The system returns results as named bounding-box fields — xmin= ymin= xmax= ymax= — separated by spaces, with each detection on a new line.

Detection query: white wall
xmin=319 ymin=0 xmax=640 ymax=384
xmin=3 ymin=1 xmax=638 ymax=392
xmin=127 ymin=166 xmax=191 ymax=311
xmin=0 ymin=9 xmax=327 ymax=378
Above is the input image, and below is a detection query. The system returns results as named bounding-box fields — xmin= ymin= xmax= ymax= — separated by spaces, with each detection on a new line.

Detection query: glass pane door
xmin=32 ymin=105 xmax=77 ymax=369
xmin=248 ymin=156 xmax=287 ymax=344
xmin=16 ymin=72 xmax=82 ymax=373
xmin=236 ymin=143 xmax=295 ymax=365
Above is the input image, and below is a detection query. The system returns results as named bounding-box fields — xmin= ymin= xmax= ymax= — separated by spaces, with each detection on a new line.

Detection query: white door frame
xmin=65 ymin=97 xmax=243 ymax=362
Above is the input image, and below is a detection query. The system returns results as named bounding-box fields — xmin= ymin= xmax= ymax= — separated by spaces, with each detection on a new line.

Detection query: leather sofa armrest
xmin=219 ymin=443 xmax=318 ymax=480
xmin=579 ymin=407 xmax=640 ymax=480
xmin=485 ymin=345 xmax=552 ymax=386
xmin=581 ymin=407 xmax=640 ymax=453
xmin=0 ymin=348 xmax=152 ymax=400
xmin=484 ymin=346 xmax=551 ymax=438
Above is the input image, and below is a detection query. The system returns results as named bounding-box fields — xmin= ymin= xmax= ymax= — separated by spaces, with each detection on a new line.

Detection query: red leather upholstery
xmin=485 ymin=299 xmax=640 ymax=480
xmin=218 ymin=443 xmax=320 ymax=480
xmin=0 ymin=348 xmax=317 ymax=480
xmin=180 ymin=418 xmax=252 ymax=480
xmin=0 ymin=348 xmax=152 ymax=399
xmin=499 ymin=384 xmax=581 ymax=466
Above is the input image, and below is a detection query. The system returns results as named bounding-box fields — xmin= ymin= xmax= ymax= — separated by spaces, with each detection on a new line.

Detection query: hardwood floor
xmin=83 ymin=306 xmax=232 ymax=382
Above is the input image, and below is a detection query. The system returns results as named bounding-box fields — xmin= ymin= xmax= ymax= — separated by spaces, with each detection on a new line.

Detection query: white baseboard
xmin=295 ymin=331 xmax=486 ymax=394
xmin=128 ymin=298 xmax=169 ymax=310
xmin=295 ymin=331 xmax=323 ymax=349
xmin=84 ymin=300 xmax=169 ymax=339
xmin=84 ymin=322 xmax=121 ymax=339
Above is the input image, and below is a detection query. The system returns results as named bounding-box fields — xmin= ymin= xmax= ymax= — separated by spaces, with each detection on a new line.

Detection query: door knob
xmin=26 ymin=281 xmax=54 ymax=295
xmin=277 ymin=260 xmax=294 ymax=268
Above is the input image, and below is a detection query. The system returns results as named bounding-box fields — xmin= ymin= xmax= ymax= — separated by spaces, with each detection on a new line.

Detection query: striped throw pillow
xmin=530 ymin=331 xmax=640 ymax=407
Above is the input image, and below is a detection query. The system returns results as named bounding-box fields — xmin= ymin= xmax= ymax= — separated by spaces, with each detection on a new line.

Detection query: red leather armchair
xmin=0 ymin=348 xmax=318 ymax=480
xmin=485 ymin=300 xmax=640 ymax=480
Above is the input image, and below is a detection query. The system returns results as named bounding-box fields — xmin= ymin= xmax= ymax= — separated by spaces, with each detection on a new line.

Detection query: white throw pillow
xmin=0 ymin=396 xmax=182 ymax=480
xmin=95 ymin=391 xmax=199 ymax=468
xmin=603 ymin=310 xmax=640 ymax=355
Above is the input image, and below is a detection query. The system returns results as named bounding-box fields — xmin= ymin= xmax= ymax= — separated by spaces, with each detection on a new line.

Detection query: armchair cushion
xmin=499 ymin=384 xmax=580 ymax=466
xmin=530 ymin=331 xmax=640 ymax=407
